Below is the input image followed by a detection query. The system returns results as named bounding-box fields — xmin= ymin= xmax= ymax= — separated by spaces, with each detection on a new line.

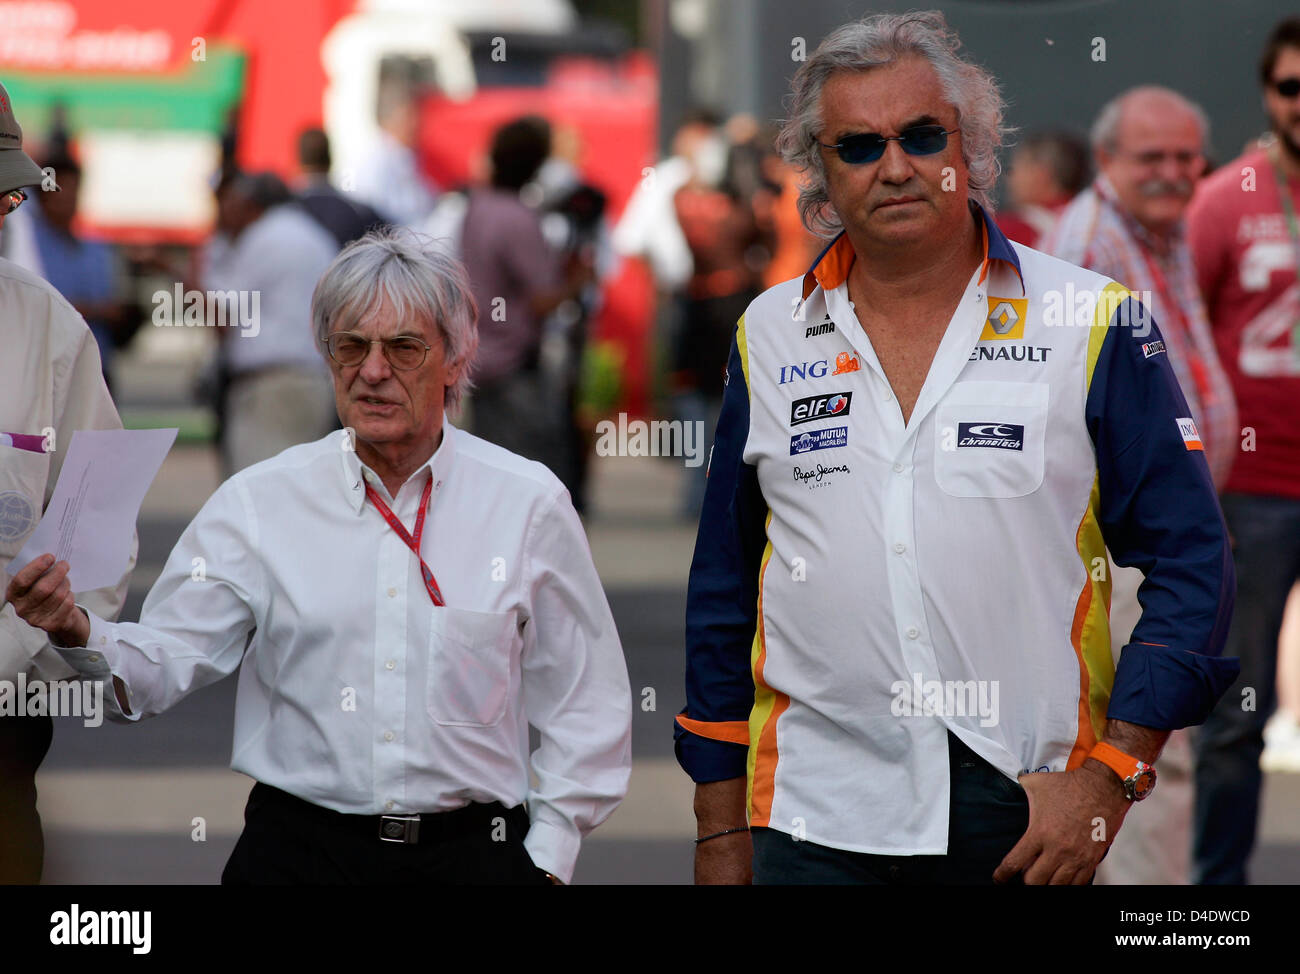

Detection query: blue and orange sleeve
xmin=674 ymin=320 xmax=768 ymax=783
xmin=1086 ymin=295 xmax=1239 ymax=728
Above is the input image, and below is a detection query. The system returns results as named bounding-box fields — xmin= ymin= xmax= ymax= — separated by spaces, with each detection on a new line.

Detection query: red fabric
xmin=1187 ymin=149 xmax=1300 ymax=499
xmin=994 ymin=210 xmax=1039 ymax=248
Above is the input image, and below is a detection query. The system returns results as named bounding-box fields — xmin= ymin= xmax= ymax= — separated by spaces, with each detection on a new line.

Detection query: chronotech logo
xmin=956 ymin=422 xmax=1024 ymax=450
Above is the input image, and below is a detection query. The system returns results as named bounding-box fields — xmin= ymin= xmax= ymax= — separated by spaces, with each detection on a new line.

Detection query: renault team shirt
xmin=1187 ymin=147 xmax=1300 ymax=500
xmin=675 ymin=204 xmax=1239 ymax=855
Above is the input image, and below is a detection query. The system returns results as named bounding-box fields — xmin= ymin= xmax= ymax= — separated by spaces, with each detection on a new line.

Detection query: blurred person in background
xmin=1041 ymin=85 xmax=1236 ymax=885
xmin=0 ymin=82 xmax=135 ymax=883
xmin=294 ymin=127 xmax=387 ymax=249
xmin=205 ymin=171 xmax=338 ymax=474
xmin=353 ymin=83 xmax=438 ymax=227
xmin=670 ymin=112 xmax=763 ymax=517
xmin=1045 ymin=88 xmax=1236 ymax=487
xmin=611 ymin=111 xmax=711 ymax=296
xmin=998 ymin=130 xmax=1090 ymax=247
xmin=533 ymin=123 xmax=619 ymax=514
xmin=751 ymin=130 xmax=822 ymax=290
xmin=29 ymin=152 xmax=132 ymax=392
xmin=460 ymin=116 xmax=592 ymax=473
xmin=1186 ymin=15 xmax=1300 ymax=884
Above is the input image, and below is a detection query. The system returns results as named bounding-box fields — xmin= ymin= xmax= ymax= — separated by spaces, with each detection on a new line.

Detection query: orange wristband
xmin=1089 ymin=741 xmax=1147 ymax=779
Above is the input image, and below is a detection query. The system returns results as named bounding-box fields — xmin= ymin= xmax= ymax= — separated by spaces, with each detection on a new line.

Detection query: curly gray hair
xmin=776 ymin=10 xmax=1007 ymax=237
xmin=311 ymin=227 xmax=479 ymax=409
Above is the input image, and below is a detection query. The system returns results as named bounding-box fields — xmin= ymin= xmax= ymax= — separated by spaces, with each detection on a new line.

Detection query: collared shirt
xmin=0 ymin=258 xmax=134 ymax=682
xmin=675 ymin=205 xmax=1237 ymax=855
xmin=204 ymin=203 xmax=338 ymax=377
xmin=1042 ymin=175 xmax=1238 ymax=487
xmin=55 ymin=423 xmax=631 ymax=882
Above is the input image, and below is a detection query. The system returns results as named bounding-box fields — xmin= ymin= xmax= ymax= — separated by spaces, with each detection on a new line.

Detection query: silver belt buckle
xmin=378 ymin=813 xmax=421 ymax=844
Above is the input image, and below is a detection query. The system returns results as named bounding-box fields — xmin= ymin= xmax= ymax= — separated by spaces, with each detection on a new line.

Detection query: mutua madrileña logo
xmin=790 ymin=426 xmax=848 ymax=455
xmin=956 ymin=422 xmax=1024 ymax=450
xmin=790 ymin=391 xmax=852 ymax=427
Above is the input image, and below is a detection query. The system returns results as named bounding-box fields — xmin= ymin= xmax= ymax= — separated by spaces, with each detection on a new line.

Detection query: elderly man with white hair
xmin=676 ymin=11 xmax=1237 ymax=885
xmin=1042 ymin=86 xmax=1238 ymax=885
xmin=7 ymin=228 xmax=632 ymax=886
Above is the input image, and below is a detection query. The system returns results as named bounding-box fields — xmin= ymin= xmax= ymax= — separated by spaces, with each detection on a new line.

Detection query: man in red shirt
xmin=1186 ymin=16 xmax=1300 ymax=884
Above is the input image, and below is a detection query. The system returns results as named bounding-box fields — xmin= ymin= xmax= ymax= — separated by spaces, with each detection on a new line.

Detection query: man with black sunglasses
xmin=676 ymin=11 xmax=1237 ymax=885
xmin=1186 ymin=15 xmax=1300 ymax=885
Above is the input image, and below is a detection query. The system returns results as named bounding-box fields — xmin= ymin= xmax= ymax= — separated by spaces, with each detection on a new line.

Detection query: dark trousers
xmin=0 ymin=714 xmax=53 ymax=884
xmin=221 ymin=783 xmax=551 ymax=885
xmin=752 ymin=732 xmax=1030 ymax=884
xmin=1193 ymin=492 xmax=1300 ymax=884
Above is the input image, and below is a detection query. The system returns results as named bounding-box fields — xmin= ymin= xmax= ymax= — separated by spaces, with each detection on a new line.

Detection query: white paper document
xmin=14 ymin=428 xmax=177 ymax=592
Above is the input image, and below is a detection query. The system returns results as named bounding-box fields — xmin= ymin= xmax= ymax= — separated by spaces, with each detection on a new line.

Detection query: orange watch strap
xmin=1089 ymin=741 xmax=1147 ymax=779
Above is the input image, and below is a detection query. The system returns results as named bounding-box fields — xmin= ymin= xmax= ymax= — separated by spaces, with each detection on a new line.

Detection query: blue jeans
xmin=1192 ymin=492 xmax=1300 ymax=884
xmin=751 ymin=732 xmax=1031 ymax=884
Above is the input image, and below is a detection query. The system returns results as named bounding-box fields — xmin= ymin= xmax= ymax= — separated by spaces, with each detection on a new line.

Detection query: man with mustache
xmin=1042 ymin=86 xmax=1238 ymax=885
xmin=1186 ymin=16 xmax=1300 ymax=885
xmin=676 ymin=11 xmax=1238 ymax=885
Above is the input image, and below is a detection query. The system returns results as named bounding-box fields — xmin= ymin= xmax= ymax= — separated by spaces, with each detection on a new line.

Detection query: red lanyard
xmin=365 ymin=476 xmax=445 ymax=607
xmin=1136 ymin=243 xmax=1212 ymax=406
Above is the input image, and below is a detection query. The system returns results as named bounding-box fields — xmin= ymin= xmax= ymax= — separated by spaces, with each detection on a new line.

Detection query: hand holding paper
xmin=12 ymin=427 xmax=177 ymax=592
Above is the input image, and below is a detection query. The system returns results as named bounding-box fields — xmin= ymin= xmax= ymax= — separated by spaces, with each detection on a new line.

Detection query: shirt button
xmin=88 ymin=654 xmax=99 ymax=663
xmin=387 ymin=587 xmax=397 ymax=598
xmin=892 ymin=462 xmax=904 ymax=473
xmin=906 ymin=627 xmax=920 ymax=639
xmin=893 ymin=543 xmax=906 ymax=554
xmin=384 ymin=731 xmax=395 ymax=742
xmin=884 ymin=392 xmax=893 ymax=401
xmin=385 ymin=800 xmax=395 ymax=811
xmin=100 ymin=636 xmax=107 ymax=645
xmin=385 ymin=660 xmax=396 ymax=671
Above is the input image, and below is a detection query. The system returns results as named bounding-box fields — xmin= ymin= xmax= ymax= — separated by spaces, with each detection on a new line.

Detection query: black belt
xmin=249 ymin=782 xmax=528 ymax=846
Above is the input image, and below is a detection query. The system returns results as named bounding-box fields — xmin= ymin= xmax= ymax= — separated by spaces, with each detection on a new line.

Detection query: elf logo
xmin=791 ymin=391 xmax=852 ymax=427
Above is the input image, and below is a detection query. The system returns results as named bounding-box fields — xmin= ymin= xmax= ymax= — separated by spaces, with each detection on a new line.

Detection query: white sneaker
xmin=1261 ymin=710 xmax=1300 ymax=773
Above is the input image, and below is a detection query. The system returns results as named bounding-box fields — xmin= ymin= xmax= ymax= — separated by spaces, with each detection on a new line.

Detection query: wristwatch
xmin=1089 ymin=741 xmax=1157 ymax=801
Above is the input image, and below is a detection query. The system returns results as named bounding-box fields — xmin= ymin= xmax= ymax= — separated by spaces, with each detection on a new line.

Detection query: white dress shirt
xmin=57 ymin=422 xmax=631 ymax=882
xmin=0 ymin=258 xmax=134 ymax=682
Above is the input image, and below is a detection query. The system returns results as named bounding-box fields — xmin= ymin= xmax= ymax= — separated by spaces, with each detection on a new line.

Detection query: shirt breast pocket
xmin=0 ymin=445 xmax=49 ymax=558
xmin=933 ymin=381 xmax=1049 ymax=498
xmin=427 ymin=607 xmax=518 ymax=727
